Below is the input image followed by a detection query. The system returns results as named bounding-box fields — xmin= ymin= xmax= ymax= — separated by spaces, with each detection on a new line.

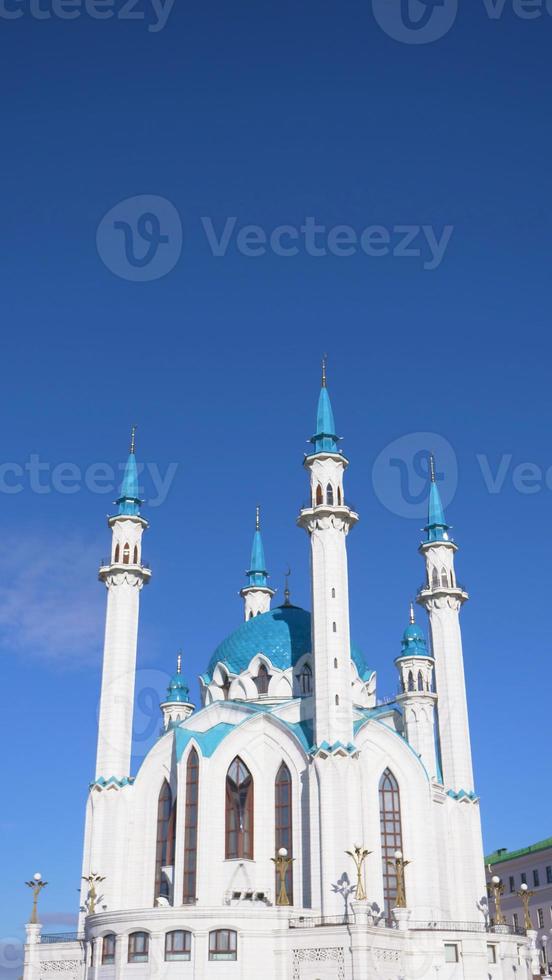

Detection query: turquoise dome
xmin=205 ymin=605 xmax=372 ymax=681
xmin=397 ymin=621 xmax=431 ymax=660
xmin=166 ymin=672 xmax=190 ymax=703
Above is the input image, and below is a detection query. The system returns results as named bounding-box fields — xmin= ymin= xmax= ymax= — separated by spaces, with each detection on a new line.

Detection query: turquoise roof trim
xmin=175 ymin=723 xmax=236 ymax=760
xmin=447 ymin=788 xmax=478 ymax=801
xmin=425 ymin=479 xmax=449 ymax=543
xmin=117 ymin=452 xmax=142 ymax=516
xmin=247 ymin=529 xmax=268 ymax=588
xmin=310 ymin=386 xmax=340 ymax=454
xmin=90 ymin=776 xmax=135 ymax=789
xmin=205 ymin=604 xmax=370 ymax=682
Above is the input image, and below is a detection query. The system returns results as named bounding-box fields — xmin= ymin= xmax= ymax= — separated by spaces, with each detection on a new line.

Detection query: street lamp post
xmin=271 ymin=848 xmax=294 ymax=906
xmin=82 ymin=873 xmax=106 ymax=916
xmin=346 ymin=845 xmax=372 ymax=902
xmin=518 ymin=883 xmax=535 ymax=932
xmin=388 ymin=850 xmax=411 ymax=909
xmin=25 ymin=873 xmax=48 ymax=924
xmin=487 ymin=874 xmax=505 ymax=926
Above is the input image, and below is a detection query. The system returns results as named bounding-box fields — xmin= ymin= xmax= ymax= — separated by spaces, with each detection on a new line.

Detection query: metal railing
xmin=409 ymin=921 xmax=526 ymax=936
xmin=100 ymin=558 xmax=151 ymax=570
xmin=41 ymin=933 xmax=83 ymax=944
xmin=301 ymin=501 xmax=357 ymax=513
xmin=289 ymin=915 xmax=351 ymax=929
xmin=416 ymin=581 xmax=466 ymax=595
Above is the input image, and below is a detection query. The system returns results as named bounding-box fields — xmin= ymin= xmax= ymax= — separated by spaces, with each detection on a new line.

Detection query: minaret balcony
xmin=299 ymin=501 xmax=359 ymax=521
xmin=416 ymin=582 xmax=468 ymax=601
xmin=99 ymin=558 xmax=152 ymax=581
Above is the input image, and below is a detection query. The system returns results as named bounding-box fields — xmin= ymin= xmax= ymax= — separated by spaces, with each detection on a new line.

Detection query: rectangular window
xmin=513 ymin=913 xmax=519 ymax=929
xmin=533 ymin=869 xmax=540 ymax=887
xmin=487 ymin=945 xmax=497 ymax=964
xmin=209 ymin=930 xmax=237 ymax=962
xmin=547 ymin=866 xmax=552 ymax=885
xmin=444 ymin=944 xmax=459 ymax=963
xmin=538 ymin=908 xmax=545 ymax=929
xmin=521 ymin=872 xmax=527 ymax=885
xmin=509 ymin=875 xmax=515 ymax=893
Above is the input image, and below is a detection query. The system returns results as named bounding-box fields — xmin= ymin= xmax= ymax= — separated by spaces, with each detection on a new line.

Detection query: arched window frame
xmin=297 ymin=662 xmax=312 ymax=696
xmin=209 ymin=930 xmax=237 ymax=961
xmin=225 ymin=757 xmax=254 ymax=860
xmin=154 ymin=781 xmax=176 ymax=903
xmin=183 ymin=748 xmax=199 ymax=905
xmin=315 ymin=484 xmax=323 ymax=506
xmin=407 ymin=671 xmax=415 ymax=692
xmin=133 ymin=545 xmax=139 ymax=564
xmin=326 ymin=483 xmax=334 ymax=506
xmin=128 ymin=932 xmax=149 ymax=963
xmin=417 ymin=670 xmax=424 ymax=691
xmin=101 ymin=934 xmax=116 ymax=965
xmin=337 ymin=486 xmax=342 ymax=506
xmin=379 ymin=769 xmax=403 ymax=924
xmin=253 ymin=662 xmax=271 ymax=696
xmin=165 ymin=930 xmax=192 ymax=961
xmin=275 ymin=762 xmax=293 ymax=904
xmin=431 ymin=567 xmax=439 ymax=589
xmin=441 ymin=567 xmax=448 ymax=588
xmin=114 ymin=544 xmax=120 ymax=563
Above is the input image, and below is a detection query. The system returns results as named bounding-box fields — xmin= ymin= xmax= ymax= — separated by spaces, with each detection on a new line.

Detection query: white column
xmin=95 ymin=515 xmax=150 ymax=781
xmin=23 ymin=924 xmax=42 ymax=980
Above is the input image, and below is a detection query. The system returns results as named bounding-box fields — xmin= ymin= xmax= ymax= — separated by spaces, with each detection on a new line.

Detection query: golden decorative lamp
xmin=518 ymin=882 xmax=535 ymax=932
xmin=345 ymin=845 xmax=372 ymax=902
xmin=25 ymin=873 xmax=48 ymax=924
xmin=388 ymin=850 xmax=410 ymax=908
xmin=271 ymin=848 xmax=294 ymax=906
xmin=487 ymin=874 xmax=505 ymax=925
xmin=82 ymin=873 xmax=106 ymax=916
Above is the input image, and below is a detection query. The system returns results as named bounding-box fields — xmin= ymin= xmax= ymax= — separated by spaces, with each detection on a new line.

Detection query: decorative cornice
xmin=89 ymin=776 xmax=135 ymax=791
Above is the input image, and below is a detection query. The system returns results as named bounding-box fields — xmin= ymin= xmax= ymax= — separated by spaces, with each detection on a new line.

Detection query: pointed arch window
xmin=298 ymin=663 xmax=312 ymax=695
xmin=114 ymin=544 xmax=120 ymax=563
xmin=275 ymin=762 xmax=293 ymax=904
xmin=183 ymin=748 xmax=199 ymax=905
xmin=337 ymin=486 xmax=342 ymax=506
xmin=379 ymin=769 xmax=403 ymax=924
xmin=407 ymin=671 xmax=415 ymax=692
xmin=417 ymin=671 xmax=424 ymax=691
xmin=316 ymin=484 xmax=323 ymax=506
xmin=154 ymin=781 xmax=176 ymax=903
xmin=225 ymin=757 xmax=254 ymax=859
xmin=326 ymin=483 xmax=334 ymax=506
xmin=254 ymin=663 xmax=271 ymax=696
xmin=441 ymin=567 xmax=448 ymax=588
xmin=123 ymin=543 xmax=130 ymax=565
xmin=221 ymin=673 xmax=231 ymax=700
xmin=431 ymin=567 xmax=439 ymax=589
xmin=133 ymin=545 xmax=139 ymax=564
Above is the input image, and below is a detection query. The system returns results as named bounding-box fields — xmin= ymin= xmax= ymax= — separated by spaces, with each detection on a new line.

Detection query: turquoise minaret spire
xmin=247 ymin=506 xmax=268 ymax=587
xmin=425 ymin=454 xmax=450 ymax=542
xmin=240 ymin=506 xmax=275 ymax=620
xmin=116 ymin=426 xmax=142 ymax=516
xmin=310 ymin=357 xmax=340 ymax=455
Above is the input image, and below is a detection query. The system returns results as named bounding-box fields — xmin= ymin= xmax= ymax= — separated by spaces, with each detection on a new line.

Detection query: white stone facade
xmin=23 ymin=392 xmax=532 ymax=980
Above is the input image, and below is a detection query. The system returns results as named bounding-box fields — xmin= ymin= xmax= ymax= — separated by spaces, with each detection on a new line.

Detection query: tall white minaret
xmin=417 ymin=456 xmax=474 ymax=793
xmin=396 ymin=603 xmax=438 ymax=779
xmin=297 ymin=361 xmax=358 ymax=747
xmin=95 ymin=428 xmax=151 ymax=781
xmin=239 ymin=506 xmax=275 ymax=620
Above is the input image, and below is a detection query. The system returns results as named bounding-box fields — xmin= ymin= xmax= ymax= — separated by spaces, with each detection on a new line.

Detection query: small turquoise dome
xmin=397 ymin=620 xmax=431 ymax=660
xmin=166 ymin=672 xmax=190 ymax=703
xmin=206 ymin=605 xmax=372 ymax=681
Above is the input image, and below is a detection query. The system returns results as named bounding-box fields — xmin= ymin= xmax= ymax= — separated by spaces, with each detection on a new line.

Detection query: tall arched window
xmin=408 ymin=671 xmax=415 ymax=692
xmin=101 ymin=934 xmax=116 ymax=965
xmin=275 ymin=763 xmax=293 ymax=904
xmin=254 ymin=663 xmax=271 ymax=695
xmin=225 ymin=757 xmax=254 ymax=859
xmin=337 ymin=486 xmax=342 ymax=505
xmin=441 ymin=567 xmax=448 ymax=588
xmin=316 ymin=484 xmax=323 ymax=505
xmin=326 ymin=483 xmax=334 ymax=506
xmin=114 ymin=544 xmax=120 ymax=563
xmin=183 ymin=749 xmax=199 ymax=905
xmin=297 ymin=663 xmax=312 ymax=695
xmin=154 ymin=781 xmax=176 ymax=903
xmin=133 ymin=545 xmax=139 ymax=564
xmin=123 ymin=543 xmax=130 ymax=565
xmin=431 ymin=567 xmax=439 ymax=589
xmin=379 ymin=769 xmax=403 ymax=924
xmin=417 ymin=671 xmax=424 ymax=691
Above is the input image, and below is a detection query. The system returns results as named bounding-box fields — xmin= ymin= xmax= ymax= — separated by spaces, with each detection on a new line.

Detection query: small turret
xmin=396 ymin=603 xmax=438 ymax=779
xmin=160 ymin=653 xmax=195 ymax=731
xmin=240 ymin=507 xmax=275 ymax=620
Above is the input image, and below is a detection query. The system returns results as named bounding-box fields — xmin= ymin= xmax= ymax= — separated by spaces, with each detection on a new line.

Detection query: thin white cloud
xmin=0 ymin=535 xmax=104 ymax=665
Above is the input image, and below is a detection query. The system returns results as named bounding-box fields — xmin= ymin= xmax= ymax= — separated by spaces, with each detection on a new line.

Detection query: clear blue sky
xmin=1 ymin=0 xmax=552 ymax=972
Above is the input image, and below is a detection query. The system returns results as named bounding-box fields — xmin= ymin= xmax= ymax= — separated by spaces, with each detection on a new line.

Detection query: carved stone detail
xmin=292 ymin=947 xmax=345 ymax=980
xmin=40 ymin=961 xmax=81 ymax=974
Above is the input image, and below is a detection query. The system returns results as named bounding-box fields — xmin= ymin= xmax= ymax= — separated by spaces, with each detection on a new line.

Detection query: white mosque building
xmin=23 ymin=372 xmax=537 ymax=979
